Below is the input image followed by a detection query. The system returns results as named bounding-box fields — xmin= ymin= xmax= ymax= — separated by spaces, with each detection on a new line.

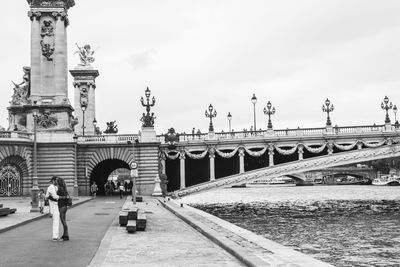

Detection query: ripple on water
xmin=186 ymin=186 xmax=400 ymax=267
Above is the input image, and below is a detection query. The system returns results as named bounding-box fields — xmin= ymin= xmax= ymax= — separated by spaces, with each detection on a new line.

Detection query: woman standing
xmin=57 ymin=177 xmax=69 ymax=241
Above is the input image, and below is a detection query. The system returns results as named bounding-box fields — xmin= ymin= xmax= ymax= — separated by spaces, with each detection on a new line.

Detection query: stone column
xmin=209 ymin=147 xmax=215 ymax=181
xmin=268 ymin=144 xmax=274 ymax=167
xmin=238 ymin=147 xmax=245 ymax=174
xmin=28 ymin=11 xmax=41 ymax=101
xmin=70 ymin=69 xmax=99 ymax=135
xmin=298 ymin=144 xmax=304 ymax=160
xmin=52 ymin=12 xmax=68 ymax=102
xmin=179 ymin=150 xmax=186 ymax=189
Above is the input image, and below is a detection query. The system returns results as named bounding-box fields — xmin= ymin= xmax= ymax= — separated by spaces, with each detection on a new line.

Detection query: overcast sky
xmin=1 ymin=0 xmax=400 ymax=134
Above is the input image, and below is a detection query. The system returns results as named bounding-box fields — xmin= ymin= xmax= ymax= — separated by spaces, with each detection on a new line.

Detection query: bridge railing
xmin=76 ymin=134 xmax=139 ymax=144
xmin=0 ymin=131 xmax=32 ymax=141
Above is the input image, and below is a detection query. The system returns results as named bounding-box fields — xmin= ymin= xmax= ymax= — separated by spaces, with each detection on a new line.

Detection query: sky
xmin=1 ymin=0 xmax=400 ymax=134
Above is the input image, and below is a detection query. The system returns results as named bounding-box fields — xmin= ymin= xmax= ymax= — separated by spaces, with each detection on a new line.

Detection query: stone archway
xmin=90 ymin=159 xmax=130 ymax=196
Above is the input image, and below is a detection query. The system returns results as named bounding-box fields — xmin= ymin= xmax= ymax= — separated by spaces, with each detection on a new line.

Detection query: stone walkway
xmin=90 ymin=197 xmax=333 ymax=267
xmin=89 ymin=197 xmax=244 ymax=267
xmin=0 ymin=196 xmax=91 ymax=233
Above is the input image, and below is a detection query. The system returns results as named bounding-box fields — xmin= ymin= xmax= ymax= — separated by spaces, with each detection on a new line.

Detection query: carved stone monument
xmin=8 ymin=0 xmax=76 ymax=134
xmin=70 ymin=43 xmax=99 ymax=136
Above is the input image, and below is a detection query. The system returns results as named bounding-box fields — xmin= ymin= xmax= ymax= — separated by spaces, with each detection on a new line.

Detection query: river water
xmin=183 ymin=185 xmax=400 ymax=267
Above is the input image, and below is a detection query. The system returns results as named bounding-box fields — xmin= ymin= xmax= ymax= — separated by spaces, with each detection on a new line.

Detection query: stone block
xmin=126 ymin=220 xmax=136 ymax=233
xmin=128 ymin=207 xmax=139 ymax=220
xmin=137 ymin=212 xmax=147 ymax=231
xmin=135 ymin=196 xmax=143 ymax=202
xmin=119 ymin=211 xmax=128 ymax=226
xmin=0 ymin=208 xmax=11 ymax=217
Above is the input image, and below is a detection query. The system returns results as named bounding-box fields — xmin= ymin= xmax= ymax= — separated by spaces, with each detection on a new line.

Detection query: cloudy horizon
xmin=1 ymin=0 xmax=399 ymax=134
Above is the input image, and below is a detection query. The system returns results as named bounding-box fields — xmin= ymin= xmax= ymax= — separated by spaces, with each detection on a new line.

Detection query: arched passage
xmin=90 ymin=159 xmax=129 ymax=196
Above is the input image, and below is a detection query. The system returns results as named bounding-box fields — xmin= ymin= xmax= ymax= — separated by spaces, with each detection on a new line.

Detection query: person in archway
xmin=91 ymin=182 xmax=98 ymax=199
xmin=119 ymin=183 xmax=124 ymax=199
xmin=45 ymin=176 xmax=60 ymax=241
xmin=57 ymin=177 xmax=69 ymax=241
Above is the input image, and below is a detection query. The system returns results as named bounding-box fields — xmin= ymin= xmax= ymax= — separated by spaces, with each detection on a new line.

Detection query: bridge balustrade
xmin=76 ymin=134 xmax=139 ymax=144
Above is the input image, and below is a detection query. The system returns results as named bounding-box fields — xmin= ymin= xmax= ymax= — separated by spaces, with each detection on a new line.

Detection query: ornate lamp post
xmin=227 ymin=112 xmax=232 ymax=132
xmin=322 ymin=98 xmax=334 ymax=126
xmin=381 ymin=96 xmax=393 ymax=124
xmin=393 ymin=105 xmax=399 ymax=127
xmin=205 ymin=104 xmax=217 ymax=132
xmin=30 ymin=103 xmax=39 ymax=212
xmin=251 ymin=93 xmax=257 ymax=132
xmin=81 ymin=105 xmax=87 ymax=136
xmin=263 ymin=101 xmax=276 ymax=129
xmin=140 ymin=87 xmax=156 ymax=127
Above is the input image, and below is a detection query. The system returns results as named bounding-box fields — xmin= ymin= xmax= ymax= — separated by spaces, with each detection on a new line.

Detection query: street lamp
xmin=30 ymin=102 xmax=39 ymax=212
xmin=205 ymin=104 xmax=217 ymax=132
xmin=251 ymin=93 xmax=257 ymax=132
xmin=263 ymin=101 xmax=276 ymax=129
xmin=381 ymin=96 xmax=393 ymax=124
xmin=393 ymin=105 xmax=399 ymax=127
xmin=81 ymin=105 xmax=87 ymax=136
xmin=322 ymin=98 xmax=334 ymax=126
xmin=140 ymin=87 xmax=156 ymax=127
xmin=227 ymin=112 xmax=232 ymax=132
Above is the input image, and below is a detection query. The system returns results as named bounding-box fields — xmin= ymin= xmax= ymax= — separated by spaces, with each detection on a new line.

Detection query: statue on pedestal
xmin=11 ymin=67 xmax=31 ymax=105
xmin=75 ymin=43 xmax=96 ymax=66
xmin=104 ymin=121 xmax=118 ymax=134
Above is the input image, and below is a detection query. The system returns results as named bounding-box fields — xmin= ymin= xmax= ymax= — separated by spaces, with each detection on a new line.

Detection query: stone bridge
xmin=0 ymin=123 xmax=399 ymax=197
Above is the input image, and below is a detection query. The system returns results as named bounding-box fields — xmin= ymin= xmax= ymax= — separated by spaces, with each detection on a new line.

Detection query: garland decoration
xmin=215 ymin=147 xmax=239 ymax=158
xmin=244 ymin=146 xmax=268 ymax=157
xmin=303 ymin=143 xmax=327 ymax=153
xmin=275 ymin=144 xmax=299 ymax=155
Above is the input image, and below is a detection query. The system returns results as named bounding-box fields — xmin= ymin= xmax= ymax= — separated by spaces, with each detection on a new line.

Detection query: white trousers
xmin=49 ymin=201 xmax=60 ymax=239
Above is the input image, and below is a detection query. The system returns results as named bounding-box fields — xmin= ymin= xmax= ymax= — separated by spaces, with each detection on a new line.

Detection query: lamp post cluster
xmin=140 ymin=87 xmax=156 ymax=127
xmin=205 ymin=104 xmax=217 ymax=132
xmin=322 ymin=98 xmax=334 ymax=126
xmin=263 ymin=101 xmax=276 ymax=129
xmin=381 ymin=95 xmax=393 ymax=124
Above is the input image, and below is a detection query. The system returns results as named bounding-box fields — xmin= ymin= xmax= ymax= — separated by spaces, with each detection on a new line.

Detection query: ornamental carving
xmin=164 ymin=128 xmax=180 ymax=147
xmin=75 ymin=44 xmax=96 ymax=66
xmin=104 ymin=121 xmax=118 ymax=134
xmin=69 ymin=115 xmax=78 ymax=131
xmin=10 ymin=67 xmax=31 ymax=106
xmin=27 ymin=0 xmax=75 ymax=9
xmin=79 ymin=87 xmax=89 ymax=108
xmin=28 ymin=11 xmax=41 ymax=21
xmin=40 ymin=20 xmax=55 ymax=61
xmin=36 ymin=111 xmax=58 ymax=129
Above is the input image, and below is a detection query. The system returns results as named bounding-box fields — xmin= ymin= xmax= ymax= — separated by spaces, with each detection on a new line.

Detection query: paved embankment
xmin=89 ymin=197 xmax=244 ymax=267
xmin=0 ymin=196 xmax=124 ymax=267
xmin=161 ymin=198 xmax=334 ymax=267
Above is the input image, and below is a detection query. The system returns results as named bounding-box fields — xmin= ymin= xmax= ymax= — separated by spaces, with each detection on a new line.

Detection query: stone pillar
xmin=52 ymin=12 xmax=68 ymax=102
xmin=238 ymin=147 xmax=245 ymax=174
xmin=298 ymin=144 xmax=304 ymax=160
xmin=179 ymin=150 xmax=186 ymax=189
xmin=70 ymin=68 xmax=99 ymax=135
xmin=209 ymin=147 xmax=215 ymax=181
xmin=268 ymin=144 xmax=274 ymax=167
xmin=28 ymin=11 xmax=41 ymax=102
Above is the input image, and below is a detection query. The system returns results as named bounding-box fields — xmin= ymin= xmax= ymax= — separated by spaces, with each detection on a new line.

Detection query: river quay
xmin=183 ymin=185 xmax=400 ymax=267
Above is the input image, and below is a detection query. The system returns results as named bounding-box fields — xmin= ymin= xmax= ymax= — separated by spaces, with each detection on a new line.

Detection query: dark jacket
xmin=57 ymin=188 xmax=68 ymax=208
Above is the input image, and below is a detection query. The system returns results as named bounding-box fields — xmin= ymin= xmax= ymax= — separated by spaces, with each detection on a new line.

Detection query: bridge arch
xmin=90 ymin=159 xmax=130 ymax=195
